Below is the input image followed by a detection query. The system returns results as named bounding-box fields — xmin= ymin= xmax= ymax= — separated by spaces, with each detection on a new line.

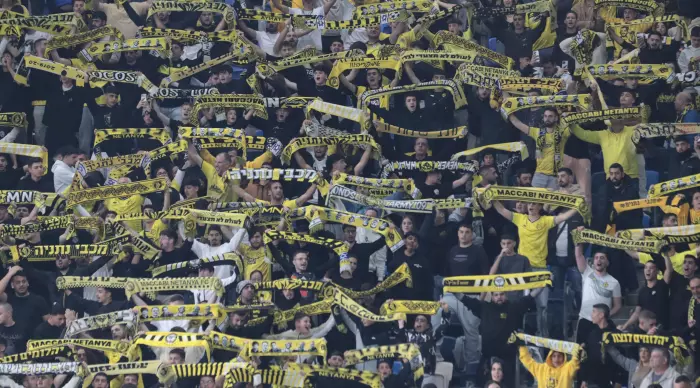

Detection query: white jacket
xmin=678 ymin=46 xmax=700 ymax=73
xmin=52 ymin=160 xmax=76 ymax=194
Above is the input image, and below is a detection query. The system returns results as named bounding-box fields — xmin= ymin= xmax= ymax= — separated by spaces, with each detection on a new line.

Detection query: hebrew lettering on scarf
xmin=291 ymin=11 xmax=410 ymax=30
xmin=475 ymin=0 xmax=552 ymax=17
xmin=66 ymin=178 xmax=167 ymax=207
xmin=281 ymin=135 xmax=380 ymax=165
xmin=433 ymin=31 xmax=514 ymax=69
xmin=191 ymin=94 xmax=267 ymax=123
xmin=82 ymin=361 xmax=174 ymax=388
xmin=443 ymin=271 xmax=552 ymax=293
xmin=359 ymin=79 xmax=467 ymax=109
xmin=374 ymin=121 xmax=467 ymax=139
xmin=225 ymin=168 xmax=318 ymax=183
xmin=454 ymin=63 xmax=521 ymax=88
xmin=601 ymin=332 xmax=690 ymax=366
xmin=0 ymin=363 xmax=82 ymax=376
xmin=0 ymin=348 xmax=75 ymax=364
xmin=632 ymin=123 xmax=700 ymax=144
xmin=11 ymin=234 xmax=130 ymax=262
xmin=570 ymin=228 xmax=667 ymax=253
xmin=498 ymin=77 xmax=563 ymax=94
xmin=616 ymin=224 xmax=700 ymax=241
xmin=451 ymin=142 xmax=528 ymax=161
xmin=593 ymin=0 xmax=662 ymax=15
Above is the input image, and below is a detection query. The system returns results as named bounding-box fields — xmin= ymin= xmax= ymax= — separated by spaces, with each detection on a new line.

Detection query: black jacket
xmin=593 ymin=175 xmax=640 ymax=233
xmin=461 ymin=295 xmax=536 ymax=357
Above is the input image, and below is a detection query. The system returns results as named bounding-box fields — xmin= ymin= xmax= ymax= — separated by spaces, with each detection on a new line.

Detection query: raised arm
xmin=508 ymin=114 xmax=530 ymax=135
xmin=663 ymin=252 xmax=674 ymax=284
xmin=270 ymin=0 xmax=290 ymax=14
xmin=492 ymin=200 xmax=513 ymax=221
xmin=575 ymin=241 xmax=587 ymax=274
xmin=554 ymin=208 xmax=578 ymax=225
xmin=322 ymin=0 xmax=338 ymax=15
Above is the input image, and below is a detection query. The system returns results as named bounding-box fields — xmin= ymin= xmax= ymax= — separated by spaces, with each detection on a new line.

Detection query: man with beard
xmin=637 ymin=30 xmax=683 ymax=65
xmin=552 ymin=11 xmax=579 ymax=71
xmin=674 ymin=91 xmax=700 ymax=124
xmin=574 ymin=237 xmax=622 ymax=343
xmin=592 ymin=163 xmax=641 ymax=233
xmin=508 ymin=107 xmax=571 ymax=190
xmin=0 ymin=154 xmax=20 ymax=190
xmin=238 ymin=20 xmax=280 ymax=57
xmin=668 ymin=137 xmax=700 ymax=179
xmin=238 ymin=228 xmax=274 ymax=282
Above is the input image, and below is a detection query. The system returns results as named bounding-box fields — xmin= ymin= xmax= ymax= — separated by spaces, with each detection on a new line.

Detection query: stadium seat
xmin=645 ymin=170 xmax=659 ymax=190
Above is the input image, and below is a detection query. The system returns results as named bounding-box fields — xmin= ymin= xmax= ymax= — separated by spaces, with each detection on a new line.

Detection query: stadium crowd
xmin=0 ymin=0 xmax=700 ymax=386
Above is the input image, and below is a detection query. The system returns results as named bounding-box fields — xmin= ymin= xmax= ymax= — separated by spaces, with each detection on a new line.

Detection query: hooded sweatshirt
xmin=519 ymin=347 xmax=580 ymax=388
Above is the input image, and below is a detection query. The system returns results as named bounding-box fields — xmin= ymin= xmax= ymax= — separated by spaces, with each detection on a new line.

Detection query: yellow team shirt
xmin=141 ymin=219 xmax=168 ymax=243
xmin=356 ymin=86 xmax=390 ymax=110
xmin=527 ymin=126 xmax=571 ymax=176
xmin=512 ymin=213 xmax=556 ymax=268
xmin=571 ymin=125 xmax=639 ymax=179
xmin=638 ymin=250 xmax=696 ymax=277
xmin=201 ymin=160 xmax=235 ymax=202
xmin=239 ymin=243 xmax=273 ymax=281
xmin=366 ymin=33 xmax=392 ymax=58
xmin=105 ymin=195 xmax=144 ymax=231
xmin=255 ymin=198 xmax=299 ymax=209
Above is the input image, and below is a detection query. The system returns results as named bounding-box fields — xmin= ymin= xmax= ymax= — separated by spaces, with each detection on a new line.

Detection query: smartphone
xmin=562 ymin=60 xmax=568 ymax=70
xmin=140 ymin=93 xmax=148 ymax=103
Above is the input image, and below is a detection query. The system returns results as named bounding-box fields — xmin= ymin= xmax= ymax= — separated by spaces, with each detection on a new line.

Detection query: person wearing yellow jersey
xmin=104 ymin=177 xmax=150 ymax=232
xmin=507 ymin=106 xmax=572 ymax=190
xmin=491 ymin=198 xmax=577 ymax=337
xmin=629 ymin=244 xmax=700 ymax=277
xmin=237 ymin=227 xmax=274 ymax=282
xmin=234 ymin=181 xmax=316 ymax=210
xmin=187 ymin=141 xmax=274 ymax=203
